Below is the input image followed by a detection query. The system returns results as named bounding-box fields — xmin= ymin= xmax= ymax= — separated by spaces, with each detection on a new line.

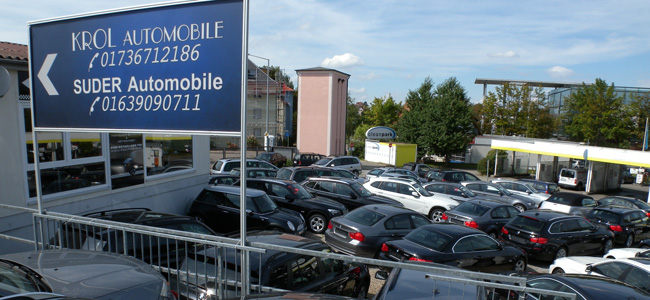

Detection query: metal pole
xmin=240 ymin=0 xmax=250 ymax=295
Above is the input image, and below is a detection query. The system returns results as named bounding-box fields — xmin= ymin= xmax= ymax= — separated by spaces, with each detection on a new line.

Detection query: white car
xmin=549 ymin=256 xmax=650 ymax=292
xmin=363 ymin=177 xmax=460 ymax=222
xmin=603 ymin=248 xmax=650 ymax=259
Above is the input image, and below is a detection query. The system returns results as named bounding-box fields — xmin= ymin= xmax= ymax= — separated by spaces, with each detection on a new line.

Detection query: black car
xmin=235 ymin=178 xmax=347 ymax=233
xmin=302 ymin=177 xmax=403 ymax=210
xmin=500 ymin=210 xmax=614 ymax=261
xmin=586 ymin=206 xmax=650 ymax=247
xmin=517 ymin=179 xmax=560 ymax=195
xmin=425 ymin=170 xmax=481 ymax=183
xmin=292 ymin=152 xmax=325 ymax=167
xmin=597 ymin=196 xmax=650 ymax=216
xmin=442 ymin=199 xmax=522 ymax=239
xmin=59 ymin=208 xmax=219 ymax=268
xmin=172 ymin=232 xmax=371 ymax=299
xmin=325 ymin=204 xmax=431 ymax=258
xmin=277 ymin=166 xmax=356 ymax=183
xmin=521 ymin=274 xmax=650 ymax=300
xmin=255 ymin=152 xmax=288 ymax=167
xmin=188 ymin=185 xmax=306 ymax=235
xmin=381 ymin=223 xmax=527 ymax=273
xmin=373 ymin=263 xmax=494 ymax=300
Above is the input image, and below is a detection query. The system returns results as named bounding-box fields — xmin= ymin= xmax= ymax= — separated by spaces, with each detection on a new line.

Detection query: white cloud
xmin=547 ymin=66 xmax=575 ymax=78
xmin=488 ymin=51 xmax=520 ymax=59
xmin=321 ymin=53 xmax=364 ymax=68
xmin=349 ymin=87 xmax=366 ymax=93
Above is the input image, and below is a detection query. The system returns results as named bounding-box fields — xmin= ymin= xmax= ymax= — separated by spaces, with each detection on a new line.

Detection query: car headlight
xmin=287 ymin=221 xmax=296 ymax=231
xmin=328 ymin=209 xmax=342 ymax=216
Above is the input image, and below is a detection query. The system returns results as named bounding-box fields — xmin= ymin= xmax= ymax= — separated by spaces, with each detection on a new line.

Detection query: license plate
xmin=510 ymin=235 xmax=527 ymax=244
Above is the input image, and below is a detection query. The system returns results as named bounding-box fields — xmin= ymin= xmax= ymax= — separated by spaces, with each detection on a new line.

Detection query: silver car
xmin=460 ymin=181 xmax=538 ymax=212
xmin=490 ymin=179 xmax=550 ymax=205
xmin=0 ymin=249 xmax=174 ymax=300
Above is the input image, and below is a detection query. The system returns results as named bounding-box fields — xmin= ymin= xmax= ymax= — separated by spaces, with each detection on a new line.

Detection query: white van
xmin=558 ymin=168 xmax=588 ymax=190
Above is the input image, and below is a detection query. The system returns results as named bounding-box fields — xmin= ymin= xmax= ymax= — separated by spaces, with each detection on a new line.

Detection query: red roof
xmin=0 ymin=41 xmax=28 ymax=61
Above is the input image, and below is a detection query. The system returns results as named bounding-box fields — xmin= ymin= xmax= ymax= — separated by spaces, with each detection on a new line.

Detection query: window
xmin=316 ymin=181 xmax=336 ymax=193
xmin=336 ymin=183 xmax=354 ymax=197
xmin=426 ymin=184 xmax=445 ymax=194
xmin=491 ymin=207 xmax=510 ymax=219
xmin=623 ymin=266 xmax=650 ymax=293
xmin=253 ymin=108 xmax=262 ymax=119
xmin=289 ymin=256 xmax=322 ymax=289
xmin=447 ymin=186 xmax=465 ymax=197
xmin=384 ymin=214 xmax=412 ymax=230
xmin=398 ymin=184 xmax=416 ymax=196
xmin=581 ymin=198 xmax=597 ymax=207
xmin=499 ymin=182 xmax=513 ymax=189
xmin=270 ymin=184 xmax=291 ymax=197
xmin=145 ymin=134 xmax=193 ymax=176
xmin=411 ymin=214 xmax=431 ymax=227
xmin=379 ymin=182 xmax=398 ymax=193
xmin=268 ymin=265 xmax=289 ymax=289
xmin=592 ymin=261 xmax=629 ymax=279
xmin=505 ymin=206 xmax=521 ymax=218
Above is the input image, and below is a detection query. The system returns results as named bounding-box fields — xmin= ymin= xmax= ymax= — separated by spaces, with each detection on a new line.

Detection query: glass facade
xmin=548 ymin=86 xmax=650 ymax=116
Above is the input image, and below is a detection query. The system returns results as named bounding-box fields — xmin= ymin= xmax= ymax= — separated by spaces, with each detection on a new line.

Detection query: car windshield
xmin=349 ymin=181 xmax=373 ymax=197
xmin=256 ymin=153 xmax=272 ymax=160
xmin=248 ymin=195 xmax=278 ymax=213
xmin=313 ymin=158 xmax=330 ymax=166
xmin=0 ymin=261 xmax=44 ymax=294
xmin=492 ymin=184 xmax=512 ymax=195
xmin=587 ymin=209 xmax=622 ymax=224
xmin=404 ymin=227 xmax=451 ymax=252
xmin=454 ymin=202 xmax=490 ymax=216
xmin=286 ymin=184 xmax=314 ymax=199
xmin=345 ymin=207 xmax=385 ymax=226
xmin=276 ymin=169 xmax=292 ymax=180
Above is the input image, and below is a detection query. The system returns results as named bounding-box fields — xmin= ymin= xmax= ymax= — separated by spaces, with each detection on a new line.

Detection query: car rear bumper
xmin=324 ymin=230 xmax=376 ymax=258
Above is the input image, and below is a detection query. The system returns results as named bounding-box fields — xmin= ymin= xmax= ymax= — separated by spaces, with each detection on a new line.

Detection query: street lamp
xmin=248 ymin=54 xmax=270 ymax=151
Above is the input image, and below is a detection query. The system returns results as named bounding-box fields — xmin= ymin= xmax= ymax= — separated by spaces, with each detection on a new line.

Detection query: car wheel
xmin=309 ymin=213 xmax=327 ymax=234
xmin=552 ymin=268 xmax=565 ymax=274
xmin=353 ymin=170 xmax=361 ymax=176
xmin=625 ymin=234 xmax=635 ymax=248
xmin=555 ymin=246 xmax=568 ymax=259
xmin=602 ymin=239 xmax=614 ymax=254
xmin=429 ymin=208 xmax=446 ymax=223
xmin=514 ymin=204 xmax=526 ymax=212
xmin=513 ymin=258 xmax=526 ymax=272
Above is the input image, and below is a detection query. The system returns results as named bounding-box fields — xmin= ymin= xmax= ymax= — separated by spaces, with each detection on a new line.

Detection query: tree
xmin=425 ymin=77 xmax=475 ymax=162
xmin=346 ymin=95 xmax=367 ymax=140
xmin=481 ymin=83 xmax=556 ymax=138
xmin=364 ymin=95 xmax=402 ymax=127
xmin=629 ymin=91 xmax=650 ymax=147
xmin=397 ymin=77 xmax=435 ymax=159
xmin=561 ymin=79 xmax=632 ymax=147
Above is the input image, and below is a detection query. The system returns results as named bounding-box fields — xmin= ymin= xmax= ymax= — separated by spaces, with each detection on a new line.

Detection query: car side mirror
xmin=462 ymin=193 xmax=469 ymax=198
xmin=585 ymin=265 xmax=593 ymax=273
xmin=375 ymin=270 xmax=389 ymax=281
xmin=412 ymin=192 xmax=420 ymax=198
xmin=349 ymin=192 xmax=358 ymax=199
xmin=245 ymin=209 xmax=253 ymax=215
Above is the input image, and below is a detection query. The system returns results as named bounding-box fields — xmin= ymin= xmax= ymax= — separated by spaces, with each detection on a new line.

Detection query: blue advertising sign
xmin=29 ymin=0 xmax=243 ymax=133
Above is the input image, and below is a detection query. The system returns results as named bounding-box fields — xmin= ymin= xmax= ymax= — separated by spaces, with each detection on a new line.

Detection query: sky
xmin=4 ymin=0 xmax=650 ymax=104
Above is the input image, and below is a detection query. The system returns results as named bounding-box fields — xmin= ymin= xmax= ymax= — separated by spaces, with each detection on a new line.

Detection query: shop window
xmin=27 ymin=163 xmax=106 ymax=197
xmin=71 ymin=132 xmax=102 ymax=159
xmin=145 ymin=134 xmax=193 ymax=176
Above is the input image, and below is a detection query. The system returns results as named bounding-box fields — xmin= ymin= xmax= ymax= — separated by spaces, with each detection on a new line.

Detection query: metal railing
xmin=0 ymin=204 xmax=575 ymax=300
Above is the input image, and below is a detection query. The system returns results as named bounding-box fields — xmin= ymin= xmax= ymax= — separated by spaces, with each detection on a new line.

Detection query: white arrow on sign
xmin=38 ymin=53 xmax=59 ymax=96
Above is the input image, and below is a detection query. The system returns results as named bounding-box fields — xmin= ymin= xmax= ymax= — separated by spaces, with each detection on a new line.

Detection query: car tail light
xmin=646 ymin=212 xmax=650 ymax=218
xmin=381 ymin=243 xmax=389 ymax=253
xmin=609 ymin=225 xmax=623 ymax=232
xmin=573 ymin=179 xmax=577 ymax=184
xmin=328 ymin=222 xmax=333 ymax=230
xmin=464 ymin=220 xmax=478 ymax=228
xmin=349 ymin=231 xmax=365 ymax=242
xmin=349 ymin=267 xmax=361 ymax=275
xmin=408 ymin=257 xmax=433 ymax=262
xmin=545 ymin=190 xmax=549 ymax=194
xmin=530 ymin=237 xmax=548 ymax=244
xmin=441 ymin=213 xmax=448 ymax=221
xmin=501 ymin=227 xmax=509 ymax=235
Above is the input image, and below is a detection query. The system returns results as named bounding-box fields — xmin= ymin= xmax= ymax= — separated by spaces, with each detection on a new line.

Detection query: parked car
xmin=292 ymin=153 xmax=325 ymax=166
xmin=235 ymin=178 xmax=347 ymax=233
xmin=380 ymin=223 xmax=527 ymax=272
xmin=597 ymin=196 xmax=650 ymax=216
xmin=517 ymin=179 xmax=560 ymax=195
xmin=460 ymin=181 xmax=538 ymax=212
xmin=604 ymin=248 xmax=650 ymax=259
xmin=538 ymin=192 xmax=598 ymax=216
xmin=59 ymin=208 xmax=219 ymax=268
xmin=490 ymin=179 xmax=550 ymax=205
xmin=520 ymin=274 xmax=650 ymax=300
xmin=302 ymin=177 xmax=403 ymax=210
xmin=323 ymin=168 xmax=365 ymax=183
xmin=187 ymin=185 xmax=306 ymax=235
xmin=425 ymin=170 xmax=480 ymax=183
xmin=558 ymin=167 xmax=588 ymax=190
xmin=208 ymin=174 xmax=239 ymax=185
xmin=442 ymin=199 xmax=522 ymax=239
xmin=373 ymin=262 xmax=495 ymax=300
xmin=365 ymin=167 xmax=396 ymax=181
xmin=230 ymin=167 xmax=278 ymax=178
xmin=324 ymin=204 xmax=431 ymax=258
xmin=312 ymin=156 xmax=363 ymax=175
xmin=423 ymin=181 xmax=487 ymax=203
xmin=211 ymin=158 xmax=278 ymax=175
xmin=364 ymin=177 xmax=461 ymax=222
xmin=222 ymin=292 xmax=355 ymax=300
xmin=379 ymin=169 xmax=425 ymax=183
xmin=549 ymin=256 xmax=650 ymax=294
xmin=586 ymin=206 xmax=650 ymax=247
xmin=171 ymin=231 xmax=371 ymax=299
xmin=401 ymin=162 xmax=432 ymax=178
xmin=500 ymin=210 xmax=614 ymax=261
xmin=255 ymin=152 xmax=287 ymax=167
xmin=0 ymin=249 xmax=175 ymax=300
xmin=277 ymin=166 xmax=358 ymax=183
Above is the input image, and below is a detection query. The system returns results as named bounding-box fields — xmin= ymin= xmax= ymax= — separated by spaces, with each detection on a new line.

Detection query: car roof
xmin=84 ymin=208 xmax=177 ymax=223
xmin=600 ymin=195 xmax=641 ymax=201
xmin=358 ymin=204 xmax=418 ymax=215
xmin=529 ymin=274 xmax=650 ymax=298
xmin=368 ymin=177 xmax=418 ymax=185
xmin=245 ymin=178 xmax=296 ymax=185
xmin=551 ymin=192 xmax=593 ymax=200
xmin=517 ymin=209 xmax=578 ymax=221
xmin=304 ymin=177 xmax=357 ymax=184
xmin=463 ymin=199 xmax=512 ymax=208
xmin=592 ymin=205 xmax=642 ymax=214
xmin=423 ymin=181 xmax=462 ymax=187
xmin=204 ymin=184 xmax=266 ymax=197
xmin=418 ymin=223 xmax=485 ymax=237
